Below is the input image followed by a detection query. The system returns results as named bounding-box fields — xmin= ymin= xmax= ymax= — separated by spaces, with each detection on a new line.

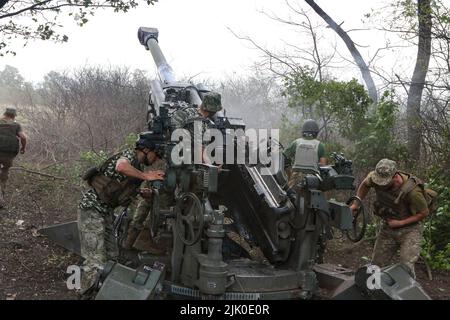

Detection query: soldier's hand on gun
xmin=139 ymin=188 xmax=153 ymax=199
xmin=143 ymin=170 xmax=165 ymax=181
xmin=350 ymin=203 xmax=359 ymax=217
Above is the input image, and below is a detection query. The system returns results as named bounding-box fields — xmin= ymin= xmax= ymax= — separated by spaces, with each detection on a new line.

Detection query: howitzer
xmin=123 ymin=27 xmax=353 ymax=298
xmin=38 ymin=27 xmax=431 ymax=300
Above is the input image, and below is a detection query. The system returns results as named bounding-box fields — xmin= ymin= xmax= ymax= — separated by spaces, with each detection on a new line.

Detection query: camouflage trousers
xmin=128 ymin=191 xmax=173 ymax=231
xmin=77 ymin=206 xmax=118 ymax=292
xmin=129 ymin=198 xmax=152 ymax=231
xmin=287 ymin=171 xmax=305 ymax=189
xmin=372 ymin=222 xmax=423 ymax=277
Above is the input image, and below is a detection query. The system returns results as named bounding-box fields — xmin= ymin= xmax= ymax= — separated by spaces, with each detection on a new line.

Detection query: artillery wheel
xmin=345 ymin=196 xmax=367 ymax=243
xmin=175 ymin=192 xmax=204 ymax=246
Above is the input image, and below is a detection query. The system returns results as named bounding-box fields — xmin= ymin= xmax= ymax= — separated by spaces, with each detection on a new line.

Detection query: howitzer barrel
xmin=138 ymin=27 xmax=176 ymax=84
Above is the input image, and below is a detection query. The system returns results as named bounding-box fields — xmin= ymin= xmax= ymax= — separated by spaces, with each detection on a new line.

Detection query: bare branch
xmin=304 ymin=0 xmax=378 ymax=104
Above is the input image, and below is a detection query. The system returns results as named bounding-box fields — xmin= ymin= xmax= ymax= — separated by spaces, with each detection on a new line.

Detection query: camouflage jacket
xmin=79 ymin=148 xmax=141 ymax=213
xmin=170 ymin=106 xmax=214 ymax=135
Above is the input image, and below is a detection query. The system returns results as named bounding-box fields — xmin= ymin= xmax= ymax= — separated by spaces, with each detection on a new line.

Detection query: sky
xmin=0 ymin=0 xmax=417 ymax=84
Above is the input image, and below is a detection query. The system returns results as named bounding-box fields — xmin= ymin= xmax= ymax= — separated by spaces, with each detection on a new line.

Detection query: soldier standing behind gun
xmin=77 ymin=134 xmax=164 ymax=294
xmin=0 ymin=108 xmax=27 ymax=208
xmin=350 ymin=159 xmax=429 ymax=277
xmin=171 ymin=91 xmax=222 ymax=127
xmin=171 ymin=91 xmax=223 ymax=163
xmin=283 ymin=119 xmax=327 ymax=190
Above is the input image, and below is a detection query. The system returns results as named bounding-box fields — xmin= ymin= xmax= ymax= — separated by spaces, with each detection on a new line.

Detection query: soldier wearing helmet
xmin=77 ymin=132 xmax=165 ymax=295
xmin=171 ymin=91 xmax=223 ymax=164
xmin=283 ymin=119 xmax=327 ymax=188
xmin=171 ymin=91 xmax=223 ymax=129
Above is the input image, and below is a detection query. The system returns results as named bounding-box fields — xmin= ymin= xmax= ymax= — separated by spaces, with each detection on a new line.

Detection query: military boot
xmin=122 ymin=227 xmax=139 ymax=250
xmin=133 ymin=228 xmax=166 ymax=255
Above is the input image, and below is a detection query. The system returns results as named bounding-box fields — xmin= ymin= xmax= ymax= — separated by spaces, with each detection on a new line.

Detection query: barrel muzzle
xmin=138 ymin=27 xmax=159 ymax=49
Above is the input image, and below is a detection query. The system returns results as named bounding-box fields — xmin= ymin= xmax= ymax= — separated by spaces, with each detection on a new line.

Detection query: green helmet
xmin=302 ymin=119 xmax=319 ymax=137
xmin=4 ymin=108 xmax=17 ymax=117
xmin=201 ymin=92 xmax=222 ymax=113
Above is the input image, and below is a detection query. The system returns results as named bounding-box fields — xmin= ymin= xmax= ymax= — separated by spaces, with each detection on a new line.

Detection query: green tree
xmin=0 ymin=0 xmax=158 ymax=55
xmin=283 ymin=70 xmax=371 ymax=143
xmin=282 ymin=71 xmax=406 ymax=169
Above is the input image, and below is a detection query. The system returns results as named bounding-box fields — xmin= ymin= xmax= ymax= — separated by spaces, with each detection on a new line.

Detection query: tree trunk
xmin=406 ymin=0 xmax=432 ymax=162
xmin=304 ymin=0 xmax=378 ymax=104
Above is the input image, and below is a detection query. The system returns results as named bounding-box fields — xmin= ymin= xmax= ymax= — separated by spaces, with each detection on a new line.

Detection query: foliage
xmin=422 ymin=166 xmax=450 ymax=270
xmin=0 ymin=0 xmax=158 ymax=55
xmin=283 ymin=71 xmax=371 ymax=142
xmin=281 ymin=72 xmax=406 ymax=169
xmin=79 ymin=149 xmax=108 ymax=167
xmin=122 ymin=132 xmax=138 ymax=149
xmin=351 ymin=91 xmax=408 ymax=168
xmin=22 ymin=66 xmax=149 ymax=162
xmin=0 ymin=65 xmax=33 ymax=106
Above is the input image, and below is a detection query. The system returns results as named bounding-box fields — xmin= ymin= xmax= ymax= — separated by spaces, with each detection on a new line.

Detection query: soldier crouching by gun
xmin=77 ymin=134 xmax=165 ymax=295
xmin=122 ymin=146 xmax=173 ymax=254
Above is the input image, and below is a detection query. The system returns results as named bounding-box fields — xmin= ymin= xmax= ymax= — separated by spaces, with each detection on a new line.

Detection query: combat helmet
xmin=302 ymin=119 xmax=320 ymax=137
xmin=4 ymin=108 xmax=17 ymax=117
xmin=135 ymin=132 xmax=156 ymax=150
xmin=200 ymin=92 xmax=222 ymax=113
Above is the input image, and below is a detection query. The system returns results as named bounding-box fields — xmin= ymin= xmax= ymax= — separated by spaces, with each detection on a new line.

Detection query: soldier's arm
xmin=350 ymin=178 xmax=371 ymax=214
xmin=17 ymin=131 xmax=27 ymax=153
xmin=388 ymin=208 xmax=429 ymax=228
xmin=388 ymin=190 xmax=429 ymax=228
xmin=283 ymin=141 xmax=296 ymax=164
xmin=318 ymin=142 xmax=327 ymax=165
xmin=116 ymin=158 xmax=165 ymax=181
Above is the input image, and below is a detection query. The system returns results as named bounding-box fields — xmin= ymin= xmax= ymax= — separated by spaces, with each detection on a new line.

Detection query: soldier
xmin=122 ymin=150 xmax=172 ymax=254
xmin=0 ymin=108 xmax=27 ymax=208
xmin=77 ymin=134 xmax=165 ymax=293
xmin=283 ymin=119 xmax=327 ymax=189
xmin=171 ymin=91 xmax=222 ymax=164
xmin=350 ymin=159 xmax=429 ymax=277
xmin=171 ymin=91 xmax=222 ymax=130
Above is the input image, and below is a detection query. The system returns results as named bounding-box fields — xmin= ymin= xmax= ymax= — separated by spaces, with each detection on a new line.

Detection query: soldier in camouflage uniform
xmin=171 ymin=91 xmax=222 ymax=164
xmin=350 ymin=159 xmax=429 ymax=277
xmin=122 ymin=154 xmax=174 ymax=254
xmin=171 ymin=91 xmax=222 ymax=130
xmin=77 ymin=134 xmax=165 ymax=293
xmin=0 ymin=108 xmax=27 ymax=208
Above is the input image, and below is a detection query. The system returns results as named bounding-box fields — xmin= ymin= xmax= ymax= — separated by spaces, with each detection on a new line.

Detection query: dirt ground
xmin=0 ymin=171 xmax=448 ymax=300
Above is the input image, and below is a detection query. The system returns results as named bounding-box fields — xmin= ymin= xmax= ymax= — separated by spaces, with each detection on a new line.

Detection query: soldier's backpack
xmin=0 ymin=120 xmax=20 ymax=155
xmin=395 ymin=172 xmax=439 ymax=215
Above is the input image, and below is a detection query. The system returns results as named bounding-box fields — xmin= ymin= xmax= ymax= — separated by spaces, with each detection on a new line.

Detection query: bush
xmin=422 ymin=167 xmax=450 ymax=270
